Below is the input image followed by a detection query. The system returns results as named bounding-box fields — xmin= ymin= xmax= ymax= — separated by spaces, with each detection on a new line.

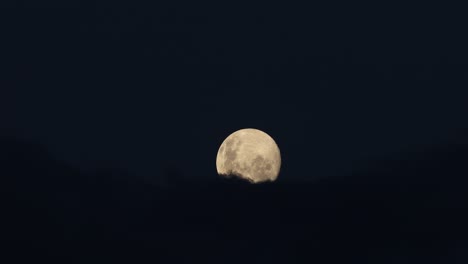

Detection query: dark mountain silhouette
xmin=1 ymin=136 xmax=467 ymax=263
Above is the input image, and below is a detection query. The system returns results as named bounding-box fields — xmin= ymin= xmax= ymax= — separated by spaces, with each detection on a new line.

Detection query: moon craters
xmin=223 ymin=138 xmax=238 ymax=170
xmin=251 ymin=155 xmax=272 ymax=182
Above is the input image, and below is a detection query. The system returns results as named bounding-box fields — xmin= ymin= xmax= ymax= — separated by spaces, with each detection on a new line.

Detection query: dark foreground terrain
xmin=1 ymin=136 xmax=467 ymax=263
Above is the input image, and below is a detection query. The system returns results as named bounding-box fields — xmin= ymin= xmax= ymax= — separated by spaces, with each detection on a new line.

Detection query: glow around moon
xmin=216 ymin=128 xmax=281 ymax=183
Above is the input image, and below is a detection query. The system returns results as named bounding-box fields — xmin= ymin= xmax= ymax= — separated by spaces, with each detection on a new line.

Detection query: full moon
xmin=216 ymin=128 xmax=281 ymax=183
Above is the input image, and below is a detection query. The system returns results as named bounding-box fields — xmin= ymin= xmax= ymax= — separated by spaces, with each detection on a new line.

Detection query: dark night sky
xmin=2 ymin=2 xmax=468 ymax=263
xmin=3 ymin=3 xmax=468 ymax=185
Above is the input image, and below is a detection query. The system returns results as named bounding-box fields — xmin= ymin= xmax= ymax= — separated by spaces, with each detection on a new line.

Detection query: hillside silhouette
xmin=1 ymin=136 xmax=467 ymax=263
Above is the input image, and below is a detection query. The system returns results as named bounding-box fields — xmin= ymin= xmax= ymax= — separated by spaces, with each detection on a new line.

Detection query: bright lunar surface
xmin=216 ymin=128 xmax=281 ymax=183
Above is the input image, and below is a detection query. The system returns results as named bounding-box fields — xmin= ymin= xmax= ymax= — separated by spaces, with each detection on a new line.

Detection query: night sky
xmin=2 ymin=2 xmax=468 ymax=263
